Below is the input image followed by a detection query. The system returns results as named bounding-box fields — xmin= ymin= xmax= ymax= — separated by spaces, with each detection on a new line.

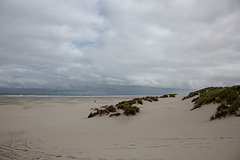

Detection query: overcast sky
xmin=0 ymin=0 xmax=240 ymax=91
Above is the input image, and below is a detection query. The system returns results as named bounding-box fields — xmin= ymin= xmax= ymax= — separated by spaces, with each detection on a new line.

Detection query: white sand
xmin=0 ymin=96 xmax=239 ymax=160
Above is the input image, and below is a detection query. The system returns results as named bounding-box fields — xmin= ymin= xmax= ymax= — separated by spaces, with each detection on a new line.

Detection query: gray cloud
xmin=0 ymin=0 xmax=240 ymax=91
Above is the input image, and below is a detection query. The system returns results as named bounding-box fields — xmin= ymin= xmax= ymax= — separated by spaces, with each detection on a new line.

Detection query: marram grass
xmin=183 ymin=85 xmax=240 ymax=120
xmin=88 ymin=96 xmax=161 ymax=118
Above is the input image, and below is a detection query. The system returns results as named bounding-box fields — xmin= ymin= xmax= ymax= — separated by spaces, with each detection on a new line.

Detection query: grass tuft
xmin=183 ymin=85 xmax=240 ymax=120
xmin=160 ymin=94 xmax=177 ymax=98
xmin=88 ymin=96 xmax=163 ymax=118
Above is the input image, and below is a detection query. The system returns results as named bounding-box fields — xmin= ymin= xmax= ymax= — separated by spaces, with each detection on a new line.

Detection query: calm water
xmin=0 ymin=87 xmax=193 ymax=98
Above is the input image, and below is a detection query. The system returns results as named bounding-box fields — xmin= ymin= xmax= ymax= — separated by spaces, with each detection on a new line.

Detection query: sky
xmin=0 ymin=0 xmax=240 ymax=92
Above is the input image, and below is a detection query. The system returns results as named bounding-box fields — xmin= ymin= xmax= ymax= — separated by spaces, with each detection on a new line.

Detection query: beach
xmin=0 ymin=96 xmax=239 ymax=160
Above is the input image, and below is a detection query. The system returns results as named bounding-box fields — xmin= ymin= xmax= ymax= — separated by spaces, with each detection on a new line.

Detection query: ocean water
xmin=0 ymin=87 xmax=193 ymax=98
xmin=0 ymin=94 xmax=142 ymax=98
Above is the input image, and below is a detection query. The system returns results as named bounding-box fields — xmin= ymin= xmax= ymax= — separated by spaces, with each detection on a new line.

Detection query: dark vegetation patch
xmin=182 ymin=85 xmax=240 ymax=120
xmin=142 ymin=96 xmax=158 ymax=102
xmin=160 ymin=94 xmax=177 ymax=98
xmin=88 ymin=96 xmax=168 ymax=118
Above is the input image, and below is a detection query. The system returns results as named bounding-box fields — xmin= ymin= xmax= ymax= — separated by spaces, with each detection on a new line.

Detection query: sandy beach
xmin=0 ymin=95 xmax=239 ymax=160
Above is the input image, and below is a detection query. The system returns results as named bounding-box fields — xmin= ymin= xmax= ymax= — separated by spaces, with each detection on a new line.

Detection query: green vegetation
xmin=160 ymin=94 xmax=177 ymax=98
xmin=137 ymin=98 xmax=143 ymax=104
xmin=88 ymin=105 xmax=118 ymax=118
xmin=88 ymin=96 xmax=162 ymax=118
xmin=123 ymin=106 xmax=139 ymax=116
xmin=142 ymin=96 xmax=159 ymax=102
xmin=109 ymin=112 xmax=121 ymax=117
xmin=160 ymin=94 xmax=169 ymax=98
xmin=182 ymin=85 xmax=240 ymax=120
xmin=169 ymin=94 xmax=177 ymax=97
xmin=88 ymin=95 xmax=177 ymax=118
xmin=115 ymin=100 xmax=140 ymax=116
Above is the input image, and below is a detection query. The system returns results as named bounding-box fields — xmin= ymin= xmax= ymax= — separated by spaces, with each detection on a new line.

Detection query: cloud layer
xmin=0 ymin=0 xmax=240 ymax=90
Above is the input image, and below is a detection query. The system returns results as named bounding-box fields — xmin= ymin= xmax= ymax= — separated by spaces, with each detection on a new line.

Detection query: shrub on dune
xmin=183 ymin=85 xmax=240 ymax=120
xmin=136 ymin=98 xmax=143 ymax=104
xmin=169 ymin=94 xmax=177 ymax=97
xmin=160 ymin=94 xmax=177 ymax=98
xmin=87 ymin=96 xmax=163 ymax=118
xmin=123 ymin=106 xmax=137 ymax=116
xmin=160 ymin=94 xmax=169 ymax=98
xmin=87 ymin=94 xmax=178 ymax=118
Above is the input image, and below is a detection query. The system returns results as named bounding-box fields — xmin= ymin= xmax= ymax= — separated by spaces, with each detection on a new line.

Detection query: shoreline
xmin=0 ymin=94 xmax=163 ymax=98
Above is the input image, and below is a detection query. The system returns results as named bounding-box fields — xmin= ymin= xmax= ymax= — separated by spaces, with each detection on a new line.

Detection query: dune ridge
xmin=0 ymin=94 xmax=239 ymax=160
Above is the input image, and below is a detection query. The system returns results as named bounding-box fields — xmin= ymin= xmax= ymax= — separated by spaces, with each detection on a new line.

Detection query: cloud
xmin=0 ymin=0 xmax=240 ymax=91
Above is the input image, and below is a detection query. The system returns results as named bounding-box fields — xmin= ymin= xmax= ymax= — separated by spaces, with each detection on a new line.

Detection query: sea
xmin=0 ymin=87 xmax=193 ymax=98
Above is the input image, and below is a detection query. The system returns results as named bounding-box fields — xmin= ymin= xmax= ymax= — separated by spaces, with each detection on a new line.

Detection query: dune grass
xmin=160 ymin=94 xmax=177 ymax=98
xmin=182 ymin=85 xmax=240 ymax=120
xmin=88 ymin=96 xmax=160 ymax=118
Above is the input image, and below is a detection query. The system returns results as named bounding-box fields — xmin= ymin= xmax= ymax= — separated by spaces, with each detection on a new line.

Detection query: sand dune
xmin=0 ymin=96 xmax=239 ymax=160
